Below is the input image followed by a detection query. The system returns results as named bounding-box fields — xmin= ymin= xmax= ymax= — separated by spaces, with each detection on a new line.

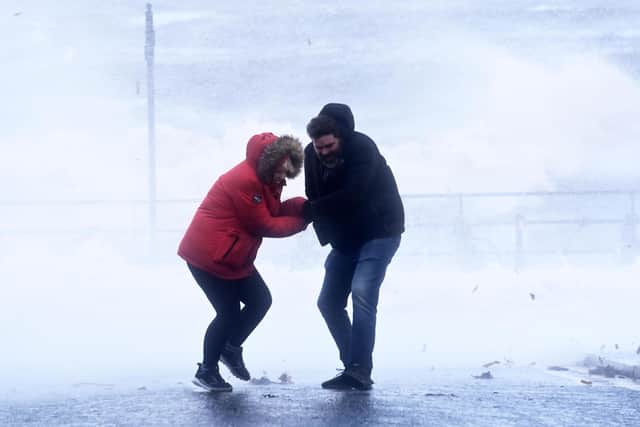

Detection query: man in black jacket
xmin=303 ymin=103 xmax=405 ymax=390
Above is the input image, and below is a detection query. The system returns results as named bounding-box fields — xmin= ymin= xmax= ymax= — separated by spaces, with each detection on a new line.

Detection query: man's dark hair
xmin=306 ymin=115 xmax=340 ymax=140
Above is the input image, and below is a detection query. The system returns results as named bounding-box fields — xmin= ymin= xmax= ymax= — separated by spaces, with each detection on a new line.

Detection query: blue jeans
xmin=317 ymin=236 xmax=401 ymax=374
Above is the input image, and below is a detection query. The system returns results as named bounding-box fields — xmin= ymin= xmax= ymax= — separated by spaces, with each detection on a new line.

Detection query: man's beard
xmin=319 ymin=153 xmax=344 ymax=169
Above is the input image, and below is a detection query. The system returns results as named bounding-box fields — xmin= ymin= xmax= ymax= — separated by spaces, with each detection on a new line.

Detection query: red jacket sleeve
xmin=279 ymin=197 xmax=306 ymax=217
xmin=225 ymin=179 xmax=306 ymax=237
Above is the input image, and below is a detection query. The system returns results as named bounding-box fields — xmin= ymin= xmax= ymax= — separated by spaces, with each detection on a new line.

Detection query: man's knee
xmin=317 ymin=294 xmax=339 ymax=315
xmin=317 ymin=295 xmax=328 ymax=314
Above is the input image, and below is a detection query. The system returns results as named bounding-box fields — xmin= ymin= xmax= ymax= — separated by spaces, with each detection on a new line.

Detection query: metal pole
xmin=145 ymin=3 xmax=156 ymax=245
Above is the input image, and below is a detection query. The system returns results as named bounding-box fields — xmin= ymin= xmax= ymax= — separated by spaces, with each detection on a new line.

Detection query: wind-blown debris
xmin=482 ymin=360 xmax=501 ymax=368
xmin=278 ymin=372 xmax=293 ymax=384
xmin=425 ymin=393 xmax=458 ymax=398
xmin=588 ymin=366 xmax=617 ymax=378
xmin=250 ymin=372 xmax=294 ymax=385
xmin=250 ymin=375 xmax=274 ymax=385
xmin=473 ymin=371 xmax=493 ymax=380
xmin=582 ymin=354 xmax=640 ymax=381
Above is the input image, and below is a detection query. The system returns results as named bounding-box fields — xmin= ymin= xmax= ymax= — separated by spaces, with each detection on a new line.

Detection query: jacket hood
xmin=256 ymin=135 xmax=303 ymax=183
xmin=318 ymin=103 xmax=355 ymax=140
xmin=246 ymin=132 xmax=278 ymax=169
xmin=246 ymin=133 xmax=303 ymax=184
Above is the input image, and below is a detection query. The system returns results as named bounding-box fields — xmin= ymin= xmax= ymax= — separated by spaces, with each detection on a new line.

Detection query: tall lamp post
xmin=145 ymin=3 xmax=156 ymax=245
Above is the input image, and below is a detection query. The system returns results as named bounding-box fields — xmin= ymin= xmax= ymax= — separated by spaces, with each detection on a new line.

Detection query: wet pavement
xmin=2 ymin=369 xmax=639 ymax=426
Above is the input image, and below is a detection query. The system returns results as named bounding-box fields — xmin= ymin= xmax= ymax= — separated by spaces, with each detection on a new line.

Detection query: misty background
xmin=2 ymin=0 xmax=640 ymax=396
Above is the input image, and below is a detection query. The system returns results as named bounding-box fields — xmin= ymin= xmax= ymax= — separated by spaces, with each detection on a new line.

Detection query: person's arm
xmin=226 ymin=180 xmax=306 ymax=237
xmin=304 ymin=144 xmax=318 ymax=201
xmin=306 ymin=140 xmax=378 ymax=218
xmin=279 ymin=197 xmax=305 ymax=217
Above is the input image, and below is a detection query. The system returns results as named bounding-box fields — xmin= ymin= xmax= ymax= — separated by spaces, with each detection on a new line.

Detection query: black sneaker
xmin=321 ymin=369 xmax=353 ymax=390
xmin=193 ymin=363 xmax=232 ymax=392
xmin=220 ymin=343 xmax=251 ymax=381
xmin=343 ymin=364 xmax=374 ymax=391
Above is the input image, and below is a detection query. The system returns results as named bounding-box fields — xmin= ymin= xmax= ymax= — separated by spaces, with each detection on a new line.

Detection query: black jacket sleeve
xmin=304 ymin=144 xmax=318 ymax=201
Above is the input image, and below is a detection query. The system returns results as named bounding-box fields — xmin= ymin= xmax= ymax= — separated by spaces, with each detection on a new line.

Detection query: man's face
xmin=313 ymin=134 xmax=342 ymax=168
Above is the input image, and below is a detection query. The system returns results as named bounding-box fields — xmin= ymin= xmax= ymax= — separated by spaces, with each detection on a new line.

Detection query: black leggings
xmin=188 ymin=264 xmax=272 ymax=366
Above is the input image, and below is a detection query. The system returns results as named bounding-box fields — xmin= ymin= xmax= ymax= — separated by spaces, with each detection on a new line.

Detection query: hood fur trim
xmin=256 ymin=135 xmax=303 ymax=184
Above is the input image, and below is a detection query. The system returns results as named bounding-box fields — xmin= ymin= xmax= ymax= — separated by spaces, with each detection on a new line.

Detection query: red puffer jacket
xmin=178 ymin=133 xmax=306 ymax=279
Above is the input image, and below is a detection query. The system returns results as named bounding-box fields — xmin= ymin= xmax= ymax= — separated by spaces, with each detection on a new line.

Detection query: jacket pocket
xmin=212 ymin=232 xmax=239 ymax=263
xmin=212 ymin=232 xmax=258 ymax=269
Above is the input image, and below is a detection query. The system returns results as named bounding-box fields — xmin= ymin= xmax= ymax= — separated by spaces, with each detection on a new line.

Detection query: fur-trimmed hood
xmin=245 ymin=133 xmax=303 ymax=184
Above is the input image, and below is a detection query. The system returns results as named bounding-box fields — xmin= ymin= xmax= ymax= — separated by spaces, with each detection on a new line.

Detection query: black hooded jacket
xmin=304 ymin=103 xmax=405 ymax=250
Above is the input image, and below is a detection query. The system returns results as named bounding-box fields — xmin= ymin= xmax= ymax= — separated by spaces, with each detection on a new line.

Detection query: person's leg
xmin=188 ymin=264 xmax=241 ymax=367
xmin=227 ymin=270 xmax=272 ymax=346
xmin=348 ymin=236 xmax=401 ymax=378
xmin=187 ymin=264 xmax=237 ymax=391
xmin=317 ymin=248 xmax=357 ymax=367
xmin=220 ymin=270 xmax=272 ymax=380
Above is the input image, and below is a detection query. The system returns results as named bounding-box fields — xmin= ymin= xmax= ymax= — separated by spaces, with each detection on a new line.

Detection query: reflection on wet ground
xmin=3 ymin=373 xmax=639 ymax=426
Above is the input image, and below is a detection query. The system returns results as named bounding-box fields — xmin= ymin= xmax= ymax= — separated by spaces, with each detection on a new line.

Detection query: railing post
xmin=145 ymin=3 xmax=157 ymax=247
xmin=514 ymin=213 xmax=525 ymax=272
xmin=620 ymin=192 xmax=637 ymax=264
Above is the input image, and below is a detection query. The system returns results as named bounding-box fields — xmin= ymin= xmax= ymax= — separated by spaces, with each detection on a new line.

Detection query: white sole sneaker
xmin=192 ymin=377 xmax=232 ymax=392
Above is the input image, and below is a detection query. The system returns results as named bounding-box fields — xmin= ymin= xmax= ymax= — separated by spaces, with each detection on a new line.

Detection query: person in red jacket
xmin=178 ymin=132 xmax=307 ymax=392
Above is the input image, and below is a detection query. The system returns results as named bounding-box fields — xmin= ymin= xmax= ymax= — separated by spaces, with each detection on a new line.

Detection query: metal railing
xmin=1 ymin=190 xmax=637 ymax=269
